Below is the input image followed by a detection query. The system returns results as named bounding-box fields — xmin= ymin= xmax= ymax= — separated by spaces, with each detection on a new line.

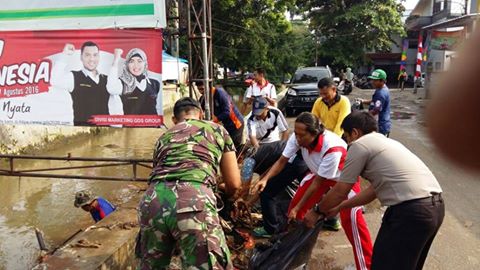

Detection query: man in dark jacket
xmin=197 ymin=81 xmax=244 ymax=150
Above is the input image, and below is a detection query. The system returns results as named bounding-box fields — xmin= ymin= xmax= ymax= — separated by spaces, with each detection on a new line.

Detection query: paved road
xmin=283 ymin=87 xmax=480 ymax=269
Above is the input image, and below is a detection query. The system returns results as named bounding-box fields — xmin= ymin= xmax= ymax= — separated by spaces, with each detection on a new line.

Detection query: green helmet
xmin=368 ymin=69 xmax=387 ymax=80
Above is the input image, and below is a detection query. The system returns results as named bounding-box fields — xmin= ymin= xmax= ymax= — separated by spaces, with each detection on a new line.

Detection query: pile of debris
xmin=220 ymin=198 xmax=263 ymax=269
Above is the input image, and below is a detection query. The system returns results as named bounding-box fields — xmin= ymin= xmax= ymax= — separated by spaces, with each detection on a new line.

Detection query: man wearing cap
xmin=305 ymin=111 xmax=444 ymax=270
xmin=74 ymin=190 xmax=116 ymax=223
xmin=361 ymin=69 xmax=391 ymax=136
xmin=247 ymin=96 xmax=289 ymax=149
xmin=137 ymin=97 xmax=241 ymax=270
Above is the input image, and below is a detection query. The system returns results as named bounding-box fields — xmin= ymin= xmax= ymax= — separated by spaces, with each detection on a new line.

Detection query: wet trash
xmin=169 ymin=256 xmax=182 ymax=269
xmin=220 ymin=218 xmax=233 ymax=233
xmin=391 ymin=111 xmax=416 ymax=120
xmin=249 ymin=221 xmax=323 ymax=270
xmin=127 ymin=184 xmax=146 ymax=192
xmin=36 ymin=251 xmax=49 ymax=264
xmin=231 ymin=199 xmax=251 ymax=226
xmin=464 ymin=220 xmax=473 ymax=228
xmin=85 ymin=221 xmax=138 ymax=231
xmin=103 ymin=144 xmax=121 ymax=148
xmin=12 ymin=200 xmax=26 ymax=211
xmin=232 ymin=251 xmax=251 ymax=270
xmin=70 ymin=239 xmax=101 ymax=248
xmin=119 ymin=221 xmax=138 ymax=230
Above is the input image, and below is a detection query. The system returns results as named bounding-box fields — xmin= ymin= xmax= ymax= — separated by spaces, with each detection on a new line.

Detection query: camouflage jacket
xmin=150 ymin=119 xmax=235 ymax=186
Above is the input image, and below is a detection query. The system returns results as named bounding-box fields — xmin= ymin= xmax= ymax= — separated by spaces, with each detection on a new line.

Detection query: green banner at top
xmin=0 ymin=0 xmax=166 ymax=30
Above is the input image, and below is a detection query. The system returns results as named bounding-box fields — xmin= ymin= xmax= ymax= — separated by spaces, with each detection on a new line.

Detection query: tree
xmin=210 ymin=0 xmax=315 ymax=82
xmin=296 ymin=0 xmax=406 ymax=67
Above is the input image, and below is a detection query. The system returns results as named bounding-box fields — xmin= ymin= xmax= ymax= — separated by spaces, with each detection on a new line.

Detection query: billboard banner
xmin=0 ymin=0 xmax=166 ymax=31
xmin=431 ymin=30 xmax=465 ymax=50
xmin=0 ymin=29 xmax=164 ymax=127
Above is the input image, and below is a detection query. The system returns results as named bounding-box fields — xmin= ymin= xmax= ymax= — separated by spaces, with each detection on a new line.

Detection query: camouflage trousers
xmin=137 ymin=181 xmax=233 ymax=270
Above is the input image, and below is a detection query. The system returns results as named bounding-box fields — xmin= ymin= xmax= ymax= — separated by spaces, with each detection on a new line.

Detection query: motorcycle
xmin=351 ymin=98 xmax=364 ymax=111
xmin=337 ymin=79 xmax=353 ymax=95
xmin=356 ymin=75 xmax=372 ymax=89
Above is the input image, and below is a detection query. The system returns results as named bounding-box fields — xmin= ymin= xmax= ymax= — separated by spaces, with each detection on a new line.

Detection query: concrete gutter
xmin=33 ymin=192 xmax=144 ymax=270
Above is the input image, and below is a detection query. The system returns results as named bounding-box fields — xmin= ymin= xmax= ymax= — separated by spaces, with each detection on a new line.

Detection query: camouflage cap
xmin=74 ymin=190 xmax=95 ymax=208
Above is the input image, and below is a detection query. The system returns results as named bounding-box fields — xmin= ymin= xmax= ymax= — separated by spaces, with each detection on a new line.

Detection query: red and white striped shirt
xmin=282 ymin=130 xmax=347 ymax=181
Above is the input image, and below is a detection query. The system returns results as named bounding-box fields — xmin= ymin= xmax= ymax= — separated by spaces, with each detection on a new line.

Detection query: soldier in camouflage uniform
xmin=137 ymin=97 xmax=241 ymax=270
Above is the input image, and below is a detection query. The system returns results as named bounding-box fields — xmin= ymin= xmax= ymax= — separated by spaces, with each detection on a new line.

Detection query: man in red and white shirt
xmin=242 ymin=68 xmax=277 ymax=114
xmin=253 ymin=112 xmax=373 ymax=270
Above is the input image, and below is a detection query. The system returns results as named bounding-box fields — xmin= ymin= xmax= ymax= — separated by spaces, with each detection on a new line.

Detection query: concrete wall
xmin=411 ymin=0 xmax=433 ymax=17
xmin=0 ymin=125 xmax=95 ymax=154
xmin=32 ymin=192 xmax=143 ymax=270
xmin=0 ymin=87 xmax=182 ymax=154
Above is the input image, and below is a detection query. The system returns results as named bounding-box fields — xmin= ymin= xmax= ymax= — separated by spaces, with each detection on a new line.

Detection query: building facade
xmin=406 ymin=0 xmax=479 ymax=93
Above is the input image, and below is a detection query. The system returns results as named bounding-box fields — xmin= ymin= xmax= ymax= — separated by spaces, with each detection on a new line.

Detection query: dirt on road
xmin=284 ymin=87 xmax=480 ymax=270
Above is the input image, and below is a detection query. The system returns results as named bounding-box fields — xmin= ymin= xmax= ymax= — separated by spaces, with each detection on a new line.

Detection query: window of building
xmin=433 ymin=0 xmax=445 ymax=14
xmin=435 ymin=62 xmax=442 ymax=71
xmin=409 ymin=40 xmax=419 ymax=49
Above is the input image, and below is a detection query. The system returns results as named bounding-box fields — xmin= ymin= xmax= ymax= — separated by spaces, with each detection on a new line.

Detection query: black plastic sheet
xmin=248 ymin=220 xmax=323 ymax=270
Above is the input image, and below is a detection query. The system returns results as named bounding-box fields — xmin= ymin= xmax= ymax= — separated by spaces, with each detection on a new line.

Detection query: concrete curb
xmin=33 ymin=192 xmax=144 ymax=270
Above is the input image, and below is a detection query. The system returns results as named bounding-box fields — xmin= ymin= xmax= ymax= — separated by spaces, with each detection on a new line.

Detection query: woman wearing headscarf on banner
xmin=107 ymin=48 xmax=161 ymax=115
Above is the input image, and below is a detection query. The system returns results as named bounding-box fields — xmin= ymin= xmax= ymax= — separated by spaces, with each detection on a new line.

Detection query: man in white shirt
xmin=247 ymin=96 xmax=289 ymax=149
xmin=253 ymin=112 xmax=373 ymax=270
xmin=50 ymin=42 xmax=121 ymax=126
xmin=242 ymin=68 xmax=277 ymax=114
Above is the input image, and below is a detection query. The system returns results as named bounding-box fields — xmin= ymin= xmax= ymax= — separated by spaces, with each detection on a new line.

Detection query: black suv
xmin=283 ymin=66 xmax=332 ymax=116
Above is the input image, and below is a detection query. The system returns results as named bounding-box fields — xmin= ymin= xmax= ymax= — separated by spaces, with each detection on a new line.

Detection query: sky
xmin=401 ymin=0 xmax=420 ymax=10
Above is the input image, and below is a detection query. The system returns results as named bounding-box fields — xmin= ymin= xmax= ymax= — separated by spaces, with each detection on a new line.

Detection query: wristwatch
xmin=314 ymin=203 xmax=326 ymax=217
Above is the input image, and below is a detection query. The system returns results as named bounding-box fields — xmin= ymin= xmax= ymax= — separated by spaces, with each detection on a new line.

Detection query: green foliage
xmin=172 ymin=0 xmax=405 ymax=81
xmin=179 ymin=83 xmax=188 ymax=97
xmin=296 ymin=0 xmax=406 ymax=67
xmin=211 ymin=0 xmax=315 ymax=82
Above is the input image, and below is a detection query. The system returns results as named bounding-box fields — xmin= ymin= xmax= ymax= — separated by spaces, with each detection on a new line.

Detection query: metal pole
xmin=9 ymin=157 xmax=13 ymax=173
xmin=187 ymin=0 xmax=193 ymax=97
xmin=201 ymin=0 xmax=211 ymax=120
xmin=133 ymin=162 xmax=137 ymax=181
xmin=35 ymin=228 xmax=48 ymax=251
xmin=173 ymin=1 xmax=179 ymax=57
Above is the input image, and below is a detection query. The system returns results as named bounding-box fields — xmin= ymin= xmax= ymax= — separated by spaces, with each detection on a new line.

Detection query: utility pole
xmin=186 ymin=0 xmax=213 ymax=120
xmin=172 ymin=0 xmax=179 ymax=58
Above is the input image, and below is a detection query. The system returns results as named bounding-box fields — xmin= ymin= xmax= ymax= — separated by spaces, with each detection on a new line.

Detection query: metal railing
xmin=0 ymin=154 xmax=153 ymax=182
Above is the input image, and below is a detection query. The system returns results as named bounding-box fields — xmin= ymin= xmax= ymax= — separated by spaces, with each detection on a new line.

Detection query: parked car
xmin=283 ymin=66 xmax=332 ymax=116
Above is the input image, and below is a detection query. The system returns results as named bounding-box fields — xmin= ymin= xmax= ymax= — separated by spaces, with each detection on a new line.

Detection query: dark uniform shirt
xmin=369 ymin=86 xmax=391 ymax=134
xmin=71 ymin=71 xmax=109 ymax=126
xmin=200 ymin=87 xmax=244 ymax=134
xmin=122 ymin=79 xmax=160 ymax=115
